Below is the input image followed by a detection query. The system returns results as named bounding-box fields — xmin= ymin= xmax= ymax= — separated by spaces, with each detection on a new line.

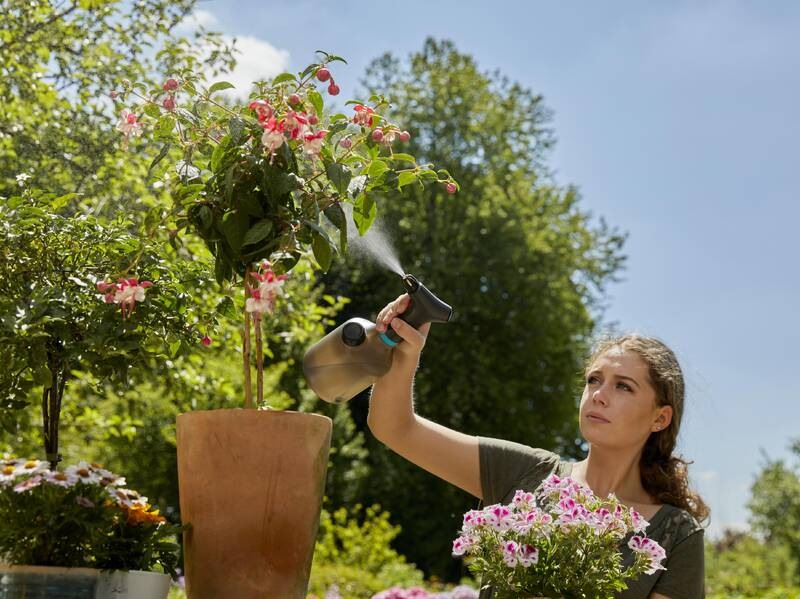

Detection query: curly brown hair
xmin=587 ymin=334 xmax=710 ymax=525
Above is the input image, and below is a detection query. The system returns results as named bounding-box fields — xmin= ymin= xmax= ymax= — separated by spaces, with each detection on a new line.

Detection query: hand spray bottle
xmin=302 ymin=274 xmax=453 ymax=404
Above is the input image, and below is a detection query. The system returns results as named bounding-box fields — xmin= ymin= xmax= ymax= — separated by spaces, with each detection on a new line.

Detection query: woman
xmin=368 ymin=294 xmax=708 ymax=599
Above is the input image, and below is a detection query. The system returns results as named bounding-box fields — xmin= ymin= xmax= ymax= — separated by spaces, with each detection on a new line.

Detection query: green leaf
xmin=51 ymin=193 xmax=79 ymax=210
xmin=143 ymin=103 xmax=161 ymax=119
xmin=209 ymin=81 xmax=235 ymax=94
xmin=323 ymin=203 xmax=346 ymax=231
xmin=398 ymin=171 xmax=417 ymax=188
xmin=368 ymin=160 xmax=389 ymax=178
xmin=219 ymin=210 xmax=249 ymax=253
xmin=210 ymin=140 xmax=227 ymax=172
xmin=353 ymin=193 xmax=376 ymax=236
xmin=325 ymin=162 xmax=352 ymax=196
xmin=214 ymin=254 xmax=233 ymax=285
xmin=418 ymin=169 xmax=438 ymax=182
xmin=33 ymin=365 xmax=52 ymax=388
xmin=148 ymin=144 xmax=171 ymax=174
xmin=389 ymin=153 xmax=416 ymax=164
xmin=242 ymin=220 xmax=273 ymax=247
xmin=155 ymin=115 xmax=174 ymax=138
xmin=273 ymin=73 xmax=297 ymax=85
xmin=308 ymin=89 xmax=324 ymax=117
xmin=229 ymin=117 xmax=246 ymax=146
xmin=312 ymin=230 xmax=333 ymax=272
xmin=215 ymin=296 xmax=237 ymax=319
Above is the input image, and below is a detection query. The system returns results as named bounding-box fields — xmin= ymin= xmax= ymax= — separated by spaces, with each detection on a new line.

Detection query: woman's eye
xmin=587 ymin=376 xmax=599 ymax=384
xmin=617 ymin=382 xmax=633 ymax=392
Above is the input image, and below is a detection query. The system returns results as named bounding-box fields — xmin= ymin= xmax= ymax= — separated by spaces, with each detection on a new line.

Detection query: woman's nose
xmin=591 ymin=386 xmax=609 ymax=406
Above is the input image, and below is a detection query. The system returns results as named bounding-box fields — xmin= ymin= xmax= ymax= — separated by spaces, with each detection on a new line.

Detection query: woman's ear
xmin=652 ymin=405 xmax=673 ymax=432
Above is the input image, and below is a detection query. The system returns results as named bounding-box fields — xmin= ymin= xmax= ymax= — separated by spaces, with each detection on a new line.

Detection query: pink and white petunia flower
xmin=628 ymin=535 xmax=667 ymax=575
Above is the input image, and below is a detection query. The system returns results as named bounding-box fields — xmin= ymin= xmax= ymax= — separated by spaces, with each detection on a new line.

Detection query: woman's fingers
xmin=375 ymin=294 xmax=410 ymax=333
xmin=389 ymin=318 xmax=428 ymax=353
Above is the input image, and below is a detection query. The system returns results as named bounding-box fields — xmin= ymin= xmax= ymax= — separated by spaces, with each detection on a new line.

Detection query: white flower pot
xmin=96 ymin=570 xmax=171 ymax=599
xmin=0 ymin=565 xmax=170 ymax=599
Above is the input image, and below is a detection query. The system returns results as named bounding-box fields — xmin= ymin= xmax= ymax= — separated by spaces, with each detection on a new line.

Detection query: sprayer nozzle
xmin=402 ymin=274 xmax=420 ymax=293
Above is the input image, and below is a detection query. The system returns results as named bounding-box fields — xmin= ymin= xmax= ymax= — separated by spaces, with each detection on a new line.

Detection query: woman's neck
xmin=572 ymin=446 xmax=654 ymax=506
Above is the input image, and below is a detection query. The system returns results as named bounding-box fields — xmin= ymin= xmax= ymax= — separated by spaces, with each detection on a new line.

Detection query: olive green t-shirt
xmin=477 ymin=437 xmax=705 ymax=599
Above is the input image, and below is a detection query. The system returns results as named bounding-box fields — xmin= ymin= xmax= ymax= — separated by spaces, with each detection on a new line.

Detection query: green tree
xmin=705 ymin=529 xmax=798 ymax=597
xmin=0 ymin=0 xmax=234 ymax=208
xmin=748 ymin=440 xmax=800 ymax=577
xmin=320 ymin=39 xmax=626 ymax=578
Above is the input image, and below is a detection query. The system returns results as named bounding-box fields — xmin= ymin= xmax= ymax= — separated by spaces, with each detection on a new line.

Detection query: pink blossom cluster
xmin=251 ymin=100 xmax=329 ymax=159
xmin=628 ymin=535 xmax=668 ymax=575
xmin=452 ymin=474 xmax=667 ymax=579
xmin=96 ymin=277 xmax=153 ymax=319
xmin=369 ymin=586 xmax=478 ymax=599
xmin=245 ymin=261 xmax=288 ymax=315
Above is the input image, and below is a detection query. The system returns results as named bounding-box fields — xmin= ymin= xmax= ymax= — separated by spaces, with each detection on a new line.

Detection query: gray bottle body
xmin=302 ymin=317 xmax=393 ymax=404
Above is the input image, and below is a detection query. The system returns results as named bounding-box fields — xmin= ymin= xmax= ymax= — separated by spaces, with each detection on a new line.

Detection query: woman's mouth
xmin=586 ymin=412 xmax=611 ymax=424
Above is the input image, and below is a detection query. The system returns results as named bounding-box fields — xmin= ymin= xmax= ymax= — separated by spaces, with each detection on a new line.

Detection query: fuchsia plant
xmin=452 ymin=474 xmax=667 ymax=597
xmin=112 ymin=51 xmax=458 ymax=409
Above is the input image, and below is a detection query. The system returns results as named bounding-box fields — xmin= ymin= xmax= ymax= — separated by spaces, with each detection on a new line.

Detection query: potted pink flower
xmin=113 ymin=51 xmax=458 ymax=597
xmin=452 ymin=474 xmax=667 ymax=598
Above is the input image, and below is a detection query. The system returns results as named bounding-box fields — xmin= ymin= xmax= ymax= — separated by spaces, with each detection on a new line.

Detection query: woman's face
xmin=579 ymin=347 xmax=672 ymax=451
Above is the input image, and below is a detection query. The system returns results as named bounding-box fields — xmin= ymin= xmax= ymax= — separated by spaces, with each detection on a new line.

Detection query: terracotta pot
xmin=176 ymin=409 xmax=332 ymax=599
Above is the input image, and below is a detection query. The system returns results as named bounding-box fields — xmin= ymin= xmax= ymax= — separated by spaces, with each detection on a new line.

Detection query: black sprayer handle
xmin=383 ymin=274 xmax=453 ymax=344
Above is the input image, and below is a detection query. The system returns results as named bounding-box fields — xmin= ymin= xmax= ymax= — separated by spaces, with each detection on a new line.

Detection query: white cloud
xmin=218 ymin=35 xmax=291 ymax=98
xmin=180 ymin=9 xmax=218 ymax=30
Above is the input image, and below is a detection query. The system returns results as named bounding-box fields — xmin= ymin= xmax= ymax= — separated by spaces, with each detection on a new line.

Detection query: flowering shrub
xmin=0 ymin=191 xmax=220 ymax=462
xmin=370 ymin=585 xmax=479 ymax=599
xmin=452 ymin=474 xmax=667 ymax=598
xmin=0 ymin=457 xmax=179 ymax=573
xmin=112 ymin=50 xmax=458 ymax=408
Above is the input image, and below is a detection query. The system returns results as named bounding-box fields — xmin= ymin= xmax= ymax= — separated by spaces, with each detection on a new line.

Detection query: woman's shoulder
xmin=648 ymin=503 xmax=704 ymax=550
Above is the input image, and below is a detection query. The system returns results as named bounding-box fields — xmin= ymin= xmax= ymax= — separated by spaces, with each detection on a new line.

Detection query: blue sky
xmin=188 ymin=0 xmax=800 ymax=536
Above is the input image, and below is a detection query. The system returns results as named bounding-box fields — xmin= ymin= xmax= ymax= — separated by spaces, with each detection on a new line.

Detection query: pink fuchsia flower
xmin=381 ymin=129 xmax=398 ymax=145
xmin=628 ymin=535 xmax=667 ymax=575
xmin=261 ymin=116 xmax=285 ymax=154
xmin=352 ymin=104 xmax=375 ymax=127
xmin=302 ymin=129 xmax=328 ymax=158
xmin=246 ymin=264 xmax=288 ymax=315
xmin=116 ymin=109 xmax=143 ymax=137
xmin=162 ymin=95 xmax=176 ymax=111
xmin=399 ymin=130 xmax=411 ymax=142
xmin=163 ymin=77 xmax=179 ymax=92
xmin=445 ymin=182 xmax=457 ymax=194
xmin=339 ymin=137 xmax=353 ymax=149
xmin=249 ymin=99 xmax=274 ymax=123
xmin=98 ymin=278 xmax=153 ymax=319
xmin=201 ymin=335 xmax=212 ymax=347
xmin=283 ymin=110 xmax=309 ymax=139
xmin=327 ymin=81 xmax=340 ymax=96
xmin=316 ymin=68 xmax=331 ymax=82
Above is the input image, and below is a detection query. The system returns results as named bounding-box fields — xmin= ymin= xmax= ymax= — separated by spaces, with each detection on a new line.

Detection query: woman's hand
xmin=375 ymin=293 xmax=431 ymax=359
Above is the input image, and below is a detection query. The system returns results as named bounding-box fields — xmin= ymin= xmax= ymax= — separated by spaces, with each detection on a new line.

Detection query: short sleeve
xmin=651 ymin=529 xmax=705 ymax=599
xmin=478 ymin=436 xmax=560 ymax=505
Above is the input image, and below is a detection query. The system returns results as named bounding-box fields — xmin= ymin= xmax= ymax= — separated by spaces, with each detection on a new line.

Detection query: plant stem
xmin=255 ymin=313 xmax=264 ymax=407
xmin=243 ymin=267 xmax=253 ymax=409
